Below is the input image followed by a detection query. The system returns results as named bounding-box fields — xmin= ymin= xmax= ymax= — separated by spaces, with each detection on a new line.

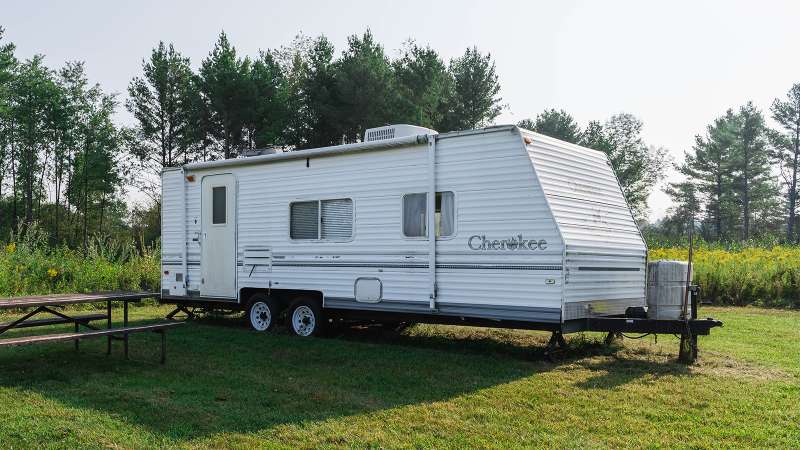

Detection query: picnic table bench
xmin=0 ymin=292 xmax=183 ymax=363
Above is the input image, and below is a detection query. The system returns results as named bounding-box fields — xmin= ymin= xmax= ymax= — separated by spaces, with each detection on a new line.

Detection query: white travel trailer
xmin=160 ymin=124 xmax=650 ymax=337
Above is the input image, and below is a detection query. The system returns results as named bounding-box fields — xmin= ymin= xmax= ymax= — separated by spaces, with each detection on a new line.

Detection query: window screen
xmin=290 ymin=201 xmax=319 ymax=239
xmin=212 ymin=186 xmax=226 ymax=224
xmin=403 ymin=192 xmax=455 ymax=238
xmin=321 ymin=199 xmax=353 ymax=239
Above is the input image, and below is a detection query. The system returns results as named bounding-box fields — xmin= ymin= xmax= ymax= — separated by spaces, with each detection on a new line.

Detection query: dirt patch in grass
xmin=576 ymin=342 xmax=795 ymax=384
xmin=690 ymin=350 xmax=794 ymax=381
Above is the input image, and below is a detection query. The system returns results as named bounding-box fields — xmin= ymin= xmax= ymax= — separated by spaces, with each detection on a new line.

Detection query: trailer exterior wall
xmin=161 ymin=168 xmax=186 ymax=297
xmin=522 ymin=131 xmax=647 ymax=320
xmin=169 ymin=127 xmax=565 ymax=323
xmin=161 ymin=125 xmax=648 ymax=327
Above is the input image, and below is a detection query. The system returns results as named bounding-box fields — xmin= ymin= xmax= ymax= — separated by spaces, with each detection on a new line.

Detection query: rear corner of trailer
xmin=520 ymin=128 xmax=647 ymax=323
xmin=160 ymin=167 xmax=187 ymax=298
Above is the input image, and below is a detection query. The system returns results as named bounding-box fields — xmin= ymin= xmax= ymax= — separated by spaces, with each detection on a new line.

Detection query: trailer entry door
xmin=200 ymin=174 xmax=236 ymax=298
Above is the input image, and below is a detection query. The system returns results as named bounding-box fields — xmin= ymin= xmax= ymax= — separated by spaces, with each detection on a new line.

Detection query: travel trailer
xmin=160 ymin=124 xmax=655 ymax=338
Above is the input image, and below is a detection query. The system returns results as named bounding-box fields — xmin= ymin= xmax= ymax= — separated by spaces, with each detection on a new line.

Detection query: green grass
xmin=0 ymin=305 xmax=797 ymax=449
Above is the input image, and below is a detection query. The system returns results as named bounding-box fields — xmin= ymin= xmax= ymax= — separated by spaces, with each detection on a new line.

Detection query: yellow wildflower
xmin=4 ymin=243 xmax=15 ymax=253
xmin=47 ymin=268 xmax=58 ymax=278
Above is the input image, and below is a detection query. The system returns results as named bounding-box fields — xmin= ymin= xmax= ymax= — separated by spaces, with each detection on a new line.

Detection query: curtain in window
xmin=403 ymin=193 xmax=427 ymax=237
xmin=438 ymin=191 xmax=454 ymax=237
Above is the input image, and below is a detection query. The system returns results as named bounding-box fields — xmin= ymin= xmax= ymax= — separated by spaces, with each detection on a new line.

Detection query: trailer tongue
xmin=558 ymin=286 xmax=723 ymax=363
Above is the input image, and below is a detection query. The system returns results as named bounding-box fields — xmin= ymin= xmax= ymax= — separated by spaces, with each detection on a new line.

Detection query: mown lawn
xmin=0 ymin=305 xmax=797 ymax=449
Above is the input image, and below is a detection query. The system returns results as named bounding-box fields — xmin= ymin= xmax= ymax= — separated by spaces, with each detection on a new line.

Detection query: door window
xmin=212 ymin=186 xmax=226 ymax=224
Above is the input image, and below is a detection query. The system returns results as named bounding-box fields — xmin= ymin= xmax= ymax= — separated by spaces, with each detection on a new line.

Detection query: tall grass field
xmin=650 ymin=246 xmax=800 ymax=308
xmin=2 ymin=227 xmax=800 ymax=308
xmin=0 ymin=228 xmax=158 ymax=297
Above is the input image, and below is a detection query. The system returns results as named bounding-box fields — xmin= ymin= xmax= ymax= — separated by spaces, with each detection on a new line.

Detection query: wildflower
xmin=4 ymin=243 xmax=15 ymax=254
xmin=47 ymin=268 xmax=58 ymax=278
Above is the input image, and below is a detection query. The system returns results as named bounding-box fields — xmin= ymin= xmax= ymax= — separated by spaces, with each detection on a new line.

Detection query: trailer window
xmin=290 ymin=201 xmax=319 ymax=239
xmin=403 ymin=192 xmax=455 ymax=238
xmin=212 ymin=186 xmax=226 ymax=224
xmin=291 ymin=198 xmax=353 ymax=240
xmin=321 ymin=199 xmax=353 ymax=239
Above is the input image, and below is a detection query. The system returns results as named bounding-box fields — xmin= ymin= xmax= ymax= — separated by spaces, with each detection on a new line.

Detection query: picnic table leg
xmin=106 ymin=299 xmax=112 ymax=356
xmin=74 ymin=321 xmax=79 ymax=351
xmin=124 ymin=300 xmax=129 ymax=359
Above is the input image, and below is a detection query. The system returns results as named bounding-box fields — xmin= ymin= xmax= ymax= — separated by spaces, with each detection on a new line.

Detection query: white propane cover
xmin=647 ymin=260 xmax=692 ymax=320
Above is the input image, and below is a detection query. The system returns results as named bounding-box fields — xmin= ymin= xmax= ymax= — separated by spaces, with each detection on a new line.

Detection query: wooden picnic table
xmin=0 ymin=292 xmax=179 ymax=362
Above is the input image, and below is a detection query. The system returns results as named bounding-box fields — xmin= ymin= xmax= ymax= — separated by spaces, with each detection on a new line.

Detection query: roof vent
xmin=364 ymin=124 xmax=437 ymax=142
xmin=243 ymin=147 xmax=285 ymax=157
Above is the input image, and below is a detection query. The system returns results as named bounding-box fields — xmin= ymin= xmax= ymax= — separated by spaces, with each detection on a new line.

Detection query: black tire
xmin=287 ymin=297 xmax=325 ymax=337
xmin=247 ymin=294 xmax=278 ymax=332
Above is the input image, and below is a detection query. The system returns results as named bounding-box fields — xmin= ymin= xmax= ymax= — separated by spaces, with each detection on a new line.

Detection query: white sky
xmin=4 ymin=0 xmax=800 ymax=220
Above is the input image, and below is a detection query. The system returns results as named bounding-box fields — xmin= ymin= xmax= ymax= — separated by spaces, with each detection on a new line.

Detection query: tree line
xmin=0 ymin=27 xmax=122 ymax=251
xmin=2 ymin=24 xmax=798 ymax=249
xmin=125 ymin=30 xmax=503 ymax=195
xmin=660 ymin=90 xmax=800 ymax=243
xmin=516 ymin=110 xmax=669 ymax=218
xmin=517 ymin=87 xmax=800 ymax=245
xmin=0 ymin=28 xmax=504 ymax=248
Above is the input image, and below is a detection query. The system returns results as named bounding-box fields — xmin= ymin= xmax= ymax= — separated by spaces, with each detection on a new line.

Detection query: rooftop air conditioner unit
xmin=364 ymin=124 xmax=437 ymax=142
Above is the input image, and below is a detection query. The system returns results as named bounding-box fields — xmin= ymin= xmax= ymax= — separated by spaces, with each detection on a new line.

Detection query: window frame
xmin=401 ymin=191 xmax=457 ymax=240
xmin=289 ymin=197 xmax=355 ymax=243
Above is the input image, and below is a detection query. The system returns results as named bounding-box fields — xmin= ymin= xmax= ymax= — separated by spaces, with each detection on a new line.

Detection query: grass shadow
xmin=0 ymin=313 xmax=700 ymax=442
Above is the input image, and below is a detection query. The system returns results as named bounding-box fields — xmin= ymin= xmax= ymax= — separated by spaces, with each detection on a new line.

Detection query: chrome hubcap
xmin=292 ymin=306 xmax=316 ymax=337
xmin=250 ymin=302 xmax=271 ymax=331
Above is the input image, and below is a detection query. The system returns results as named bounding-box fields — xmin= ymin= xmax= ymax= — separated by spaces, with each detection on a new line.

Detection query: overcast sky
xmin=4 ymin=0 xmax=800 ymax=219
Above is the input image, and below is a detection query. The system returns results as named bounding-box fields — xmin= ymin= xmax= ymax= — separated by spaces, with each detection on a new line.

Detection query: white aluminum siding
xmin=523 ymin=130 xmax=647 ymax=320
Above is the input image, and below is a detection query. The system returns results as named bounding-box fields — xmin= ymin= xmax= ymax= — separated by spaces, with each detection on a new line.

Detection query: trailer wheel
xmin=288 ymin=297 xmax=325 ymax=337
xmin=248 ymin=294 xmax=278 ymax=332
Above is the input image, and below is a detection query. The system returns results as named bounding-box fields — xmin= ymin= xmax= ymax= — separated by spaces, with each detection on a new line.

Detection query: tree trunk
xmin=54 ymin=157 xmax=62 ymax=244
xmin=82 ymin=143 xmax=89 ymax=256
xmin=788 ymin=148 xmax=798 ymax=243
xmin=24 ymin=143 xmax=33 ymax=225
xmin=743 ymin=140 xmax=751 ymax=241
xmin=37 ymin=149 xmax=49 ymax=224
xmin=99 ymin=192 xmax=106 ymax=236
xmin=11 ymin=141 xmax=17 ymax=231
xmin=715 ymin=171 xmax=722 ymax=239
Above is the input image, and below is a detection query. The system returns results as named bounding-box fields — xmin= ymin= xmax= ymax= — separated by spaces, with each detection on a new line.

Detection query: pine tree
xmin=334 ymin=29 xmax=396 ymax=143
xmin=679 ymin=112 xmax=737 ymax=240
xmin=198 ymin=32 xmax=253 ymax=159
xmin=248 ymin=50 xmax=288 ymax=148
xmin=518 ymin=109 xmax=581 ymax=144
xmin=729 ymin=102 xmax=778 ymax=240
xmin=770 ymin=83 xmax=800 ymax=242
xmin=662 ymin=180 xmax=701 ymax=237
xmin=126 ymin=41 xmax=197 ymax=179
xmin=438 ymin=47 xmax=502 ymax=132
xmin=298 ymin=36 xmax=340 ymax=148
xmin=393 ymin=41 xmax=449 ymax=130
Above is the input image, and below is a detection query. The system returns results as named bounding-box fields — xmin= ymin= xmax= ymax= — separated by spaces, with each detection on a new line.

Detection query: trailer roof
xmin=176 ymin=125 xmax=519 ymax=172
